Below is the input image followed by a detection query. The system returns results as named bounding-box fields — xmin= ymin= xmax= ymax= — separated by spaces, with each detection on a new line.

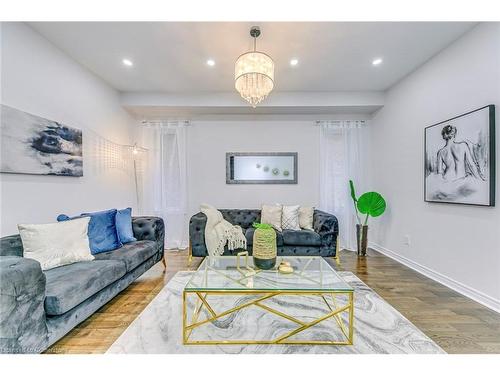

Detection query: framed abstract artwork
xmin=226 ymin=152 xmax=298 ymax=184
xmin=0 ymin=105 xmax=83 ymax=177
xmin=424 ymin=105 xmax=495 ymax=206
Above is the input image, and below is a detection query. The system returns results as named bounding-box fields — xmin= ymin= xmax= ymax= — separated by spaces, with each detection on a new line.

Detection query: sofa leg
xmin=332 ymin=255 xmax=341 ymax=266
xmin=162 ymin=254 xmax=167 ymax=269
xmin=333 ymin=234 xmax=341 ymax=266
xmin=187 ymin=241 xmax=193 ymax=267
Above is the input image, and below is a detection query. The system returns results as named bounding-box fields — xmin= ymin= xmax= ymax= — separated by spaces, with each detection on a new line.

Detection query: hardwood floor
xmin=336 ymin=249 xmax=500 ymax=354
xmin=45 ymin=249 xmax=500 ymax=354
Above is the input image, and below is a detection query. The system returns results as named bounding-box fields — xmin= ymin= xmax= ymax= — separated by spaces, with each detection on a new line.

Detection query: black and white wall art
xmin=424 ymin=105 xmax=495 ymax=206
xmin=1 ymin=105 xmax=83 ymax=177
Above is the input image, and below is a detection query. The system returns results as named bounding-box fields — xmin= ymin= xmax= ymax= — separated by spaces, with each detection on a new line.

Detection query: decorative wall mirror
xmin=226 ymin=152 xmax=298 ymax=184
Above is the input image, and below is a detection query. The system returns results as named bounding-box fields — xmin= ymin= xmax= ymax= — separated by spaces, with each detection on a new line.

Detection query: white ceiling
xmin=29 ymin=22 xmax=476 ymax=93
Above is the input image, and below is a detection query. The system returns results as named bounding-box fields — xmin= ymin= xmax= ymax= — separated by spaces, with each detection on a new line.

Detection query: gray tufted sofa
xmin=0 ymin=216 xmax=164 ymax=354
xmin=189 ymin=209 xmax=339 ymax=261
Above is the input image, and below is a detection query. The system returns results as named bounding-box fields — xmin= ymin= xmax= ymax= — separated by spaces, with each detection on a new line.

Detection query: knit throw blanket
xmin=200 ymin=204 xmax=247 ymax=257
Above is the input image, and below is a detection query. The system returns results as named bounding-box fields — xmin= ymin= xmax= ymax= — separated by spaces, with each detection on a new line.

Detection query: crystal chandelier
xmin=235 ymin=26 xmax=275 ymax=107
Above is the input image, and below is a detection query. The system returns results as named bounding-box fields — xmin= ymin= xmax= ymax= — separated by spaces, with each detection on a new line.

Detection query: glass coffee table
xmin=183 ymin=255 xmax=354 ymax=345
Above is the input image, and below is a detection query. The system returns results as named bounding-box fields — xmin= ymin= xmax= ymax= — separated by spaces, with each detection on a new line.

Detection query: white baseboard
xmin=369 ymin=242 xmax=500 ymax=313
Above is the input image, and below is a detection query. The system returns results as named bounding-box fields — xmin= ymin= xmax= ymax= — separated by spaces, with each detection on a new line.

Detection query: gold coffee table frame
xmin=182 ymin=256 xmax=354 ymax=345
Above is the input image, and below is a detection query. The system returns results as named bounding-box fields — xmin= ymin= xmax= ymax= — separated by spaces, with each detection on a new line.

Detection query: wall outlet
xmin=403 ymin=235 xmax=411 ymax=246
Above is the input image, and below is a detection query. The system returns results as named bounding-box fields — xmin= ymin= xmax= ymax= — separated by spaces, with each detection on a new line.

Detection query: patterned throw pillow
xmin=261 ymin=204 xmax=283 ymax=232
xmin=299 ymin=206 xmax=314 ymax=230
xmin=281 ymin=205 xmax=301 ymax=230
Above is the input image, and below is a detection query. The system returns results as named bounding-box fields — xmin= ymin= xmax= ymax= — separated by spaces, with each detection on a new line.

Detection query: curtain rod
xmin=140 ymin=120 xmax=190 ymax=125
xmin=314 ymin=120 xmax=367 ymax=125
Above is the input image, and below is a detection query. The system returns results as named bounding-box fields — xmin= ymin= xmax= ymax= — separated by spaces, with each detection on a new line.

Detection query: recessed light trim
xmin=122 ymin=58 xmax=133 ymax=67
xmin=290 ymin=58 xmax=299 ymax=66
xmin=372 ymin=58 xmax=383 ymax=66
xmin=206 ymin=59 xmax=215 ymax=66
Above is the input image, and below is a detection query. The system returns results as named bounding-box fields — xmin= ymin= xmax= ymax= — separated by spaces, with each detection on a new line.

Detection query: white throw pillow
xmin=261 ymin=204 xmax=283 ymax=232
xmin=299 ymin=206 xmax=314 ymax=230
xmin=18 ymin=217 xmax=94 ymax=271
xmin=282 ymin=205 xmax=301 ymax=230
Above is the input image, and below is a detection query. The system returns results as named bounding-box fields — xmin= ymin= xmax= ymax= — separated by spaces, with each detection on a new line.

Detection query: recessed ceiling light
xmin=372 ymin=58 xmax=383 ymax=66
xmin=290 ymin=58 xmax=299 ymax=66
xmin=122 ymin=58 xmax=133 ymax=67
xmin=206 ymin=59 xmax=215 ymax=66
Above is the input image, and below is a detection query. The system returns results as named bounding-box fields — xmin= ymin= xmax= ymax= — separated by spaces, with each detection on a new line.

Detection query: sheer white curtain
xmin=140 ymin=121 xmax=189 ymax=250
xmin=319 ymin=120 xmax=368 ymax=251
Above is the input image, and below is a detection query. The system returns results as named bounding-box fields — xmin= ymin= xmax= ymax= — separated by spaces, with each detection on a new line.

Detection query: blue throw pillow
xmin=57 ymin=209 xmax=122 ymax=254
xmin=116 ymin=208 xmax=136 ymax=244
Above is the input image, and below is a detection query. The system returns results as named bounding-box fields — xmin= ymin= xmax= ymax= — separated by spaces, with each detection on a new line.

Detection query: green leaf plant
xmin=349 ymin=180 xmax=386 ymax=226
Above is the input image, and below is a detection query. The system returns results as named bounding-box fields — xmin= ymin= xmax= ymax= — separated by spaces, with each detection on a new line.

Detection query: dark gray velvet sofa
xmin=0 ymin=216 xmax=164 ymax=354
xmin=189 ymin=209 xmax=338 ymax=260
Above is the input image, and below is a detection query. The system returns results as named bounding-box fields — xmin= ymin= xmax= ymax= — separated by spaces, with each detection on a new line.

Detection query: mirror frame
xmin=226 ymin=152 xmax=298 ymax=184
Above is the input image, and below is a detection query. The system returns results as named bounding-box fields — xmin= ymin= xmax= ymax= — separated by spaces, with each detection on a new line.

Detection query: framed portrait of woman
xmin=424 ymin=105 xmax=495 ymax=206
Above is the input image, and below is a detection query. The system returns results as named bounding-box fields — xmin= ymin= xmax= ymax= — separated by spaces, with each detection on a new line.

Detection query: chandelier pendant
xmin=235 ymin=26 xmax=275 ymax=108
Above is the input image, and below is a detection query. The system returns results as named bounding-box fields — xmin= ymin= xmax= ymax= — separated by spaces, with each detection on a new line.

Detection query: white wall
xmin=0 ymin=23 xmax=137 ymax=236
xmin=370 ymin=23 xmax=500 ymax=310
xmin=187 ymin=121 xmax=321 ymax=215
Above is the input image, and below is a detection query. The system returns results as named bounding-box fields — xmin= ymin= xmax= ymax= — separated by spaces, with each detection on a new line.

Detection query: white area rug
xmin=107 ymin=271 xmax=445 ymax=354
